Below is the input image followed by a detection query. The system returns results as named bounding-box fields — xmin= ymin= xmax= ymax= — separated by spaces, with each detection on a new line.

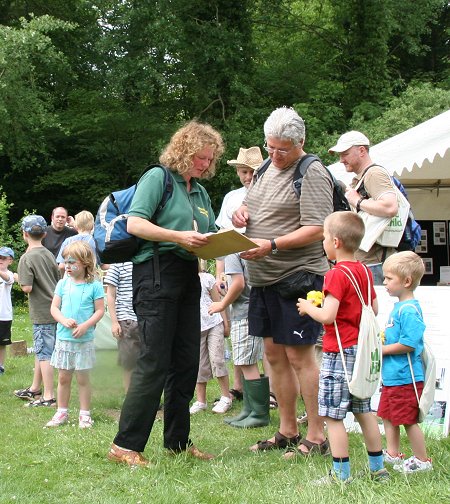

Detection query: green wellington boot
xmin=229 ymin=376 xmax=270 ymax=428
xmin=224 ymin=379 xmax=250 ymax=424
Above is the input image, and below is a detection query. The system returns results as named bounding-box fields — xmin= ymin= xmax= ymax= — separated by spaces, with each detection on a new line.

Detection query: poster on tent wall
xmin=344 ymin=286 xmax=450 ymax=438
xmin=415 ymin=221 xmax=450 ymax=285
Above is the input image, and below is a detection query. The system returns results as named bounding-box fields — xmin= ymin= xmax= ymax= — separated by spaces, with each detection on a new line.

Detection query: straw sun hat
xmin=226 ymin=146 xmax=263 ymax=170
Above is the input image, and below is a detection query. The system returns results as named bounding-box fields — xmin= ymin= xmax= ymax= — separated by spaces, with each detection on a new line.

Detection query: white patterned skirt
xmin=50 ymin=339 xmax=96 ymax=371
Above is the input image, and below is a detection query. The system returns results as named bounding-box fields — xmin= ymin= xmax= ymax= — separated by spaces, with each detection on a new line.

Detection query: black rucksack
xmin=357 ymin=165 xmax=421 ymax=251
xmin=254 ymin=154 xmax=351 ymax=212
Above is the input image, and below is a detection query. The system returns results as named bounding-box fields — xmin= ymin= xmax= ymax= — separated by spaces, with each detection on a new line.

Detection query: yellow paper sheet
xmin=185 ymin=229 xmax=259 ymax=260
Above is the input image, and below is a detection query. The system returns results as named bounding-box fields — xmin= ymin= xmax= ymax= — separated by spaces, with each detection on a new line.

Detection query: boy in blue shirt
xmin=378 ymin=251 xmax=432 ymax=473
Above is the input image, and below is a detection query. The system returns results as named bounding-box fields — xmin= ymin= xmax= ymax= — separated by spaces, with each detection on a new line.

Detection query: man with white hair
xmin=328 ymin=131 xmax=398 ymax=284
xmin=233 ymin=107 xmax=333 ymax=456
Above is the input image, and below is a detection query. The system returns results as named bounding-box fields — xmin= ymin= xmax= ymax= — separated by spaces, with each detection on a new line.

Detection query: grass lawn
xmin=0 ymin=308 xmax=449 ymax=503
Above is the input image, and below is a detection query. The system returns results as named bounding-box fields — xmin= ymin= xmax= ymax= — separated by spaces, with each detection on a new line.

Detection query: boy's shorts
xmin=377 ymin=382 xmax=423 ymax=426
xmin=197 ymin=323 xmax=228 ymax=383
xmin=230 ymin=319 xmax=263 ymax=366
xmin=318 ymin=348 xmax=371 ymax=420
xmin=117 ymin=319 xmax=142 ymax=371
xmin=249 ymin=285 xmax=322 ymax=345
xmin=33 ymin=323 xmax=56 ymax=361
xmin=0 ymin=320 xmax=12 ymax=345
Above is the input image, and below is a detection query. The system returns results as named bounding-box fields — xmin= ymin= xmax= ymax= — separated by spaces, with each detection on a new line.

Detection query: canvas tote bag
xmin=334 ymin=264 xmax=382 ymax=399
xmin=356 ymin=167 xmax=410 ymax=252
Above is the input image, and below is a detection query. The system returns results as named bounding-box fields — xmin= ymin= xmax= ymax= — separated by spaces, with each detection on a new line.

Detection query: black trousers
xmin=114 ymin=253 xmax=201 ymax=452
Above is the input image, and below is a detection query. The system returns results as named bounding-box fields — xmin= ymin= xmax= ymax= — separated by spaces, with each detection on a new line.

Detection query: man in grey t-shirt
xmin=233 ymin=107 xmax=333 ymax=456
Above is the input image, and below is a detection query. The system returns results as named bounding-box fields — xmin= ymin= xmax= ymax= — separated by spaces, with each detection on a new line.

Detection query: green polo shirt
xmin=129 ymin=167 xmax=217 ymax=263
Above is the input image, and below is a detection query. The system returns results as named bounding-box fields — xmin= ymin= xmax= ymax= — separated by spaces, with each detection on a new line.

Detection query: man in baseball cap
xmin=328 ymin=131 xmax=398 ymax=284
xmin=328 ymin=131 xmax=370 ymax=153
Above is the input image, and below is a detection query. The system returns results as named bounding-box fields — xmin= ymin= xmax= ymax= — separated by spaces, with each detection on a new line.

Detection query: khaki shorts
xmin=117 ymin=320 xmax=142 ymax=371
xmin=197 ymin=322 xmax=228 ymax=383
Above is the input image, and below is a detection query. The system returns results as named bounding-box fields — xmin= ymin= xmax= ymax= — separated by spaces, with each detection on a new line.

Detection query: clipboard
xmin=185 ymin=229 xmax=259 ymax=260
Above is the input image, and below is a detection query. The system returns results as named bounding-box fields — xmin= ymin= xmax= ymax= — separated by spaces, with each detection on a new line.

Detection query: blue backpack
xmin=358 ymin=165 xmax=421 ymax=251
xmin=94 ymin=165 xmax=173 ymax=264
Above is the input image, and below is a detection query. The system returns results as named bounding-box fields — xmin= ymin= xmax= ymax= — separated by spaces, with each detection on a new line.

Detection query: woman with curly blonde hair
xmin=109 ymin=120 xmax=224 ymax=466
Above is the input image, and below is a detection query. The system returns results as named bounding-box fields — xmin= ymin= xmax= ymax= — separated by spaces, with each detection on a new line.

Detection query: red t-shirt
xmin=322 ymin=261 xmax=376 ymax=353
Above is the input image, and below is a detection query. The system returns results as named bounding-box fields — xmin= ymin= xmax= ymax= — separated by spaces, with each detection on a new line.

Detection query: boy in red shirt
xmin=297 ymin=211 xmax=388 ymax=484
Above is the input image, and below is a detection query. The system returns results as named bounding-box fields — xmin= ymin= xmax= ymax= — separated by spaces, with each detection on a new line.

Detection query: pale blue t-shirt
xmin=54 ymin=277 xmax=104 ymax=343
xmin=381 ymin=299 xmax=425 ymax=386
xmin=56 ymin=234 xmax=97 ymax=265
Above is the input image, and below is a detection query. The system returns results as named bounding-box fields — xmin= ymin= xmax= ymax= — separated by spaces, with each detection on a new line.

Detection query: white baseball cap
xmin=328 ymin=131 xmax=370 ymax=153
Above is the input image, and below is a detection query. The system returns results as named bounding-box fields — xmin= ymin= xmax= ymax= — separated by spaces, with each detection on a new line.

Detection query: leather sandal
xmin=283 ymin=437 xmax=330 ymax=460
xmin=249 ymin=431 xmax=300 ymax=452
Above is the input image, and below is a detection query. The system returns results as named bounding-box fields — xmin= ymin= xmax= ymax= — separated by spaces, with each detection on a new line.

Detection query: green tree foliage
xmin=0 ymin=15 xmax=74 ymax=169
xmin=0 ymin=0 xmax=448 ymax=221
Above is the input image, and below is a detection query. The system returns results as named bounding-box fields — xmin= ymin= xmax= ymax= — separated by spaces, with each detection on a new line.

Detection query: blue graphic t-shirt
xmin=382 ymin=299 xmax=425 ymax=386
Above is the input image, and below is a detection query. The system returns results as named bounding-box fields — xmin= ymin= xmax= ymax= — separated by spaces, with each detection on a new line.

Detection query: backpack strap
xmin=335 ymin=263 xmax=372 ymax=307
xmin=399 ymin=303 xmax=423 ymax=406
xmin=333 ymin=264 xmax=373 ymax=389
xmin=137 ymin=164 xmax=174 ymax=291
xmin=253 ymin=154 xmax=330 ymax=199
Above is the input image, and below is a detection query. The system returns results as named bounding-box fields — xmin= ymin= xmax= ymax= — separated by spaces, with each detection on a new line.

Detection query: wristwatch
xmin=270 ymin=239 xmax=278 ymax=255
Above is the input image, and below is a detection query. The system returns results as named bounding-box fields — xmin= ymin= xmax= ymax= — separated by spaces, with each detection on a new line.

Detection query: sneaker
xmin=395 ymin=456 xmax=432 ymax=473
xmin=189 ymin=401 xmax=207 ymax=414
xmin=312 ymin=470 xmax=352 ymax=486
xmin=45 ymin=411 xmax=69 ymax=428
xmin=383 ymin=449 xmax=404 ymax=465
xmin=79 ymin=414 xmax=94 ymax=429
xmin=370 ymin=468 xmax=390 ymax=482
xmin=212 ymin=396 xmax=232 ymax=414
xmin=25 ymin=397 xmax=57 ymax=407
xmin=0 ymin=365 xmax=4 ymax=375
xmin=14 ymin=387 xmax=42 ymax=400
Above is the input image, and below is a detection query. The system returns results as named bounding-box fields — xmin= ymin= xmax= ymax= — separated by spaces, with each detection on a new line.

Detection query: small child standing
xmin=46 ymin=241 xmax=104 ymax=428
xmin=104 ymin=262 xmax=141 ymax=392
xmin=378 ymin=251 xmax=432 ymax=473
xmin=297 ymin=211 xmax=388 ymax=484
xmin=0 ymin=247 xmax=16 ymax=374
xmin=190 ymin=264 xmax=231 ymax=414
xmin=56 ymin=210 xmax=97 ymax=274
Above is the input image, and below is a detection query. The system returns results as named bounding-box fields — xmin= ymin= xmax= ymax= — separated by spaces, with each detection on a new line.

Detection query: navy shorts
xmin=248 ymin=284 xmax=322 ymax=345
xmin=0 ymin=320 xmax=12 ymax=345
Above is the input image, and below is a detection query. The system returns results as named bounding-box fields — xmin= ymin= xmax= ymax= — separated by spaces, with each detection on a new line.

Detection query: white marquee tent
xmin=328 ymin=109 xmax=450 ymax=220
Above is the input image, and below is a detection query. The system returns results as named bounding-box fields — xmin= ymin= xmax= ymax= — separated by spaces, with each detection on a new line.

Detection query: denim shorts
xmin=33 ymin=323 xmax=56 ymax=361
